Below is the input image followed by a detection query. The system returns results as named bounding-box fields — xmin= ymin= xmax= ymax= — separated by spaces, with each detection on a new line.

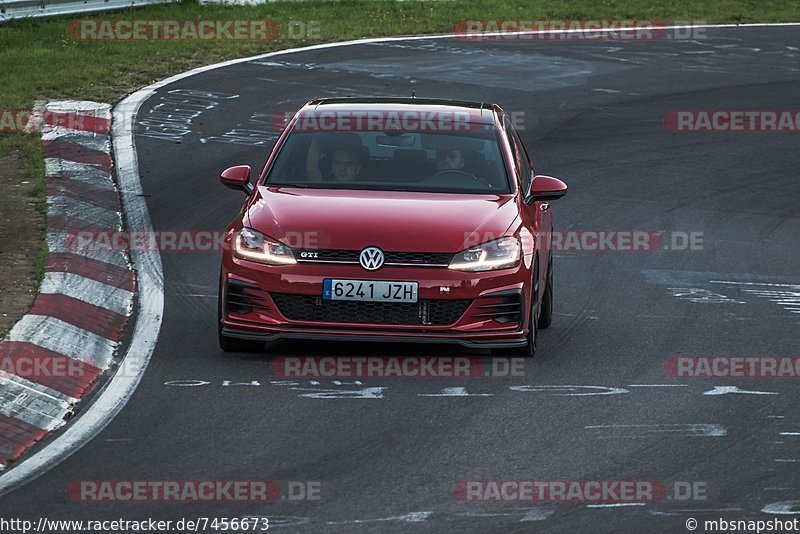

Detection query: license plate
xmin=323 ymin=279 xmax=418 ymax=303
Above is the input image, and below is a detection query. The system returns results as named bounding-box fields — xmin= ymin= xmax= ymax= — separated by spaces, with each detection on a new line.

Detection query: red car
xmin=218 ymin=98 xmax=567 ymax=357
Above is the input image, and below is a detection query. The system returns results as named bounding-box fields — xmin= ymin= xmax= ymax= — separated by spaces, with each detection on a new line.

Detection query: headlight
xmin=233 ymin=227 xmax=296 ymax=265
xmin=448 ymin=237 xmax=521 ymax=272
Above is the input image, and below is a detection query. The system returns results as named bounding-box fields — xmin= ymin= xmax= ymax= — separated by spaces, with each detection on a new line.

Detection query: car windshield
xmin=265 ymin=126 xmax=510 ymax=194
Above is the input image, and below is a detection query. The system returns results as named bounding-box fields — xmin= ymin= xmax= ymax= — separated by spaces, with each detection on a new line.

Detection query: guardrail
xmin=0 ymin=0 xmax=174 ymax=23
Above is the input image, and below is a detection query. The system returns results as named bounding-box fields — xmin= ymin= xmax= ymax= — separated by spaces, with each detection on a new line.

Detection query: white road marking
xmin=762 ymin=501 xmax=800 ymax=514
xmin=418 ymin=387 xmax=493 ymax=397
xmin=164 ymin=380 xmax=211 ymax=387
xmin=585 ymin=424 xmax=727 ymax=438
xmin=650 ymin=506 xmax=741 ymax=516
xmin=587 ymin=503 xmax=645 ymax=508
xmin=667 ymin=287 xmax=744 ymax=304
xmin=509 ymin=385 xmax=628 ymax=396
xmin=627 ymin=384 xmax=688 ymax=387
xmin=138 ymin=89 xmax=238 ymax=142
xmin=780 ymin=432 xmax=800 ymax=436
xmin=710 ymin=281 xmax=800 ymax=288
xmin=741 ymin=288 xmax=800 ymax=314
xmin=326 ymin=511 xmax=433 ymax=525
xmin=291 ymin=387 xmax=386 ymax=399
xmin=519 ymin=509 xmax=555 ymax=521
xmin=703 ymin=386 xmax=778 ymax=396
xmin=775 ymin=459 xmax=800 ymax=463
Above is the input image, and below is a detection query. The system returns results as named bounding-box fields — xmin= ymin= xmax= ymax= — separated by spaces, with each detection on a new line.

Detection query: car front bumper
xmin=219 ymin=253 xmax=535 ymax=349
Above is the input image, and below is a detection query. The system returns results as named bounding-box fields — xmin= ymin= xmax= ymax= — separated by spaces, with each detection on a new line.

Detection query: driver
xmin=435 ymin=148 xmax=466 ymax=172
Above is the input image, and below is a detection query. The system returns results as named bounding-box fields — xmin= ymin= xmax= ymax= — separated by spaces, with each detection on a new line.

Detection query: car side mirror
xmin=220 ymin=165 xmax=253 ymax=195
xmin=525 ymin=174 xmax=568 ymax=203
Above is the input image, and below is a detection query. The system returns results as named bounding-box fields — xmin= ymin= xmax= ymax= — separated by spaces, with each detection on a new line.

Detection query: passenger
xmin=306 ymin=135 xmax=366 ymax=182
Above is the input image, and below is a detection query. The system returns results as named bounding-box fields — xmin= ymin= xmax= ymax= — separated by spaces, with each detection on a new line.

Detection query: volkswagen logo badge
xmin=359 ymin=246 xmax=385 ymax=270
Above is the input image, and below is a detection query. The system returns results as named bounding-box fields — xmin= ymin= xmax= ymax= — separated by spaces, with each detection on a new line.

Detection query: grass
xmin=0 ymin=0 xmax=799 ymax=109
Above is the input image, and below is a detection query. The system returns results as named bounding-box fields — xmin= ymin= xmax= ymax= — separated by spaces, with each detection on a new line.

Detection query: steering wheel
xmin=430 ymin=169 xmax=493 ymax=189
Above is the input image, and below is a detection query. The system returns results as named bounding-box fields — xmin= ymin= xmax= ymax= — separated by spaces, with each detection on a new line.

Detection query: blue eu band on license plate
xmin=322 ymin=279 xmax=418 ymax=303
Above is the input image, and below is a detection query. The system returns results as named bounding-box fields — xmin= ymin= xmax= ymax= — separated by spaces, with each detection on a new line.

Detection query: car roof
xmin=301 ymin=97 xmax=503 ymax=125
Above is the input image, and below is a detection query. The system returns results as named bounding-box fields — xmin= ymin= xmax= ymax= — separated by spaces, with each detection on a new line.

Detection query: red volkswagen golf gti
xmin=217 ymin=98 xmax=567 ymax=357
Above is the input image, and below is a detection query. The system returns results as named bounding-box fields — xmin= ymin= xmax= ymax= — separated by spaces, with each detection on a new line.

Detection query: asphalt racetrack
xmin=2 ymin=26 xmax=799 ymax=533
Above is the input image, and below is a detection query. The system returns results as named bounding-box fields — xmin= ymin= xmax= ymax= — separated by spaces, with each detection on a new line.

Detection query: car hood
xmin=246 ymin=186 xmax=519 ymax=252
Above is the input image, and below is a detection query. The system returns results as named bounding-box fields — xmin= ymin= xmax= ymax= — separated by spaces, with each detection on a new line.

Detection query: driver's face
xmin=331 ymin=150 xmax=362 ymax=181
xmin=436 ymin=149 xmax=465 ymax=171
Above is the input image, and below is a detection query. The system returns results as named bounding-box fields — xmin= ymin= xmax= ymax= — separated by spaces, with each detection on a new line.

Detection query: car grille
xmin=271 ymin=293 xmax=471 ymax=325
xmin=296 ymin=249 xmax=452 ymax=267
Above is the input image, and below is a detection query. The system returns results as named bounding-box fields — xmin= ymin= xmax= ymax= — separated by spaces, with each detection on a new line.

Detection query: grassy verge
xmin=1 ymin=0 xmax=799 ymax=109
xmin=0 ymin=135 xmax=46 ymax=339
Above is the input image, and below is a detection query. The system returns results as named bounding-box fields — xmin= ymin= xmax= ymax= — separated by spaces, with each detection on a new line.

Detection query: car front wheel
xmin=538 ymin=253 xmax=554 ymax=329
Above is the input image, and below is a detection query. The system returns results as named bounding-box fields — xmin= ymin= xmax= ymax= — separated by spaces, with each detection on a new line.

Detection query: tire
xmin=493 ymin=260 xmax=538 ymax=358
xmin=538 ymin=253 xmax=554 ymax=329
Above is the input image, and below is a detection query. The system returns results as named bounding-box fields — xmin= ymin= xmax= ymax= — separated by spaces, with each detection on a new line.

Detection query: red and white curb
xmin=0 ymin=101 xmax=134 ymax=469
